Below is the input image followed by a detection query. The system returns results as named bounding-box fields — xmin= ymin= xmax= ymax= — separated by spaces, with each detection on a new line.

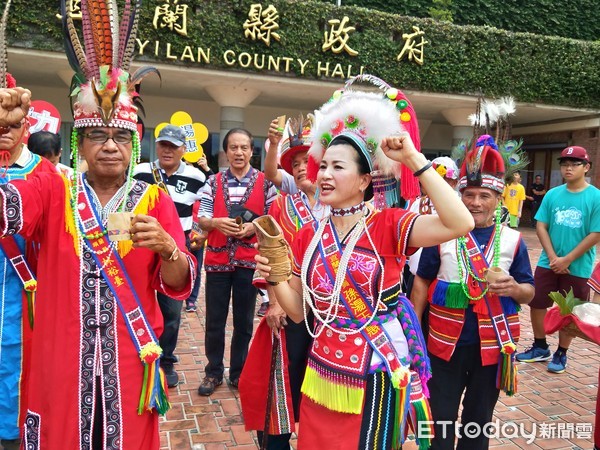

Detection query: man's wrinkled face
xmin=461 ymin=187 xmax=501 ymax=228
xmin=0 ymin=118 xmax=28 ymax=153
xmin=79 ymin=127 xmax=133 ymax=180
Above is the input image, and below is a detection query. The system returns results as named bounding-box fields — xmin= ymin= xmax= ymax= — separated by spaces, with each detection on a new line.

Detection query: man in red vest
xmin=197 ymin=128 xmax=278 ymax=395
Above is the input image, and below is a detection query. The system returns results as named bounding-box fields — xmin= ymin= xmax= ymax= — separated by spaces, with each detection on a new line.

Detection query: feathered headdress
xmin=455 ymin=134 xmax=506 ymax=193
xmin=0 ymin=0 xmax=15 ymax=91
xmin=453 ymin=96 xmax=528 ymax=192
xmin=61 ymin=0 xmax=159 ymax=131
xmin=307 ymin=74 xmax=421 ymax=207
xmin=278 ymin=113 xmax=312 ymax=175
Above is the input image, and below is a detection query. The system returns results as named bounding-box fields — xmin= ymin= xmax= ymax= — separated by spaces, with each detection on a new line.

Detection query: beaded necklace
xmin=330 ymin=201 xmax=365 ymax=217
xmin=456 ymin=204 xmax=502 ymax=301
xmin=301 ymin=210 xmax=387 ymax=338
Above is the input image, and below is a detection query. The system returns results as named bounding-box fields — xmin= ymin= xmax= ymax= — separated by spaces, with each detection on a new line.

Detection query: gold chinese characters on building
xmin=322 ymin=16 xmax=358 ymax=56
xmin=243 ymin=4 xmax=281 ymax=47
xmin=397 ymin=26 xmax=428 ymax=65
xmin=153 ymin=0 xmax=189 ymax=37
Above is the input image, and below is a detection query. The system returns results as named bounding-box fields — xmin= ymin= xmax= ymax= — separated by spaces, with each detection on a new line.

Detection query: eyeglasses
xmin=559 ymin=161 xmax=585 ymax=168
xmin=83 ymin=131 xmax=132 ymax=145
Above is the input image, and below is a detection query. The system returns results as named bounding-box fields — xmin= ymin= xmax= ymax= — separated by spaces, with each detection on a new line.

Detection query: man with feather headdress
xmin=412 ymin=133 xmax=535 ymax=450
xmin=0 ymin=0 xmax=197 ymax=448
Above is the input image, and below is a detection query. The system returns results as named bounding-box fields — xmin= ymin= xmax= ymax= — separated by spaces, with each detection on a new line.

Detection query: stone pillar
xmin=205 ymin=85 xmax=260 ymax=170
xmin=217 ymin=106 xmax=245 ymax=169
xmin=452 ymin=126 xmax=473 ymax=147
xmin=442 ymin=108 xmax=476 ymax=147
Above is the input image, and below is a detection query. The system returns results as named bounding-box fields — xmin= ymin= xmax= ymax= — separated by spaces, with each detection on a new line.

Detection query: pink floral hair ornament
xmin=431 ymin=156 xmax=459 ymax=180
xmin=307 ymin=74 xmax=422 ymax=206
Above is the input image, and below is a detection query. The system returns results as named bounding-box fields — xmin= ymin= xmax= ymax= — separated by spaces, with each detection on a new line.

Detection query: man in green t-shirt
xmin=516 ymin=146 xmax=600 ymax=373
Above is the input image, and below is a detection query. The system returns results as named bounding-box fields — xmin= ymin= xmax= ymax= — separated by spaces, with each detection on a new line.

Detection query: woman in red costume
xmin=255 ymin=75 xmax=474 ymax=450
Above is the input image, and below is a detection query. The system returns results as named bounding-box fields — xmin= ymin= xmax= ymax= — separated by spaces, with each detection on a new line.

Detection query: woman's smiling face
xmin=317 ymin=143 xmax=371 ymax=208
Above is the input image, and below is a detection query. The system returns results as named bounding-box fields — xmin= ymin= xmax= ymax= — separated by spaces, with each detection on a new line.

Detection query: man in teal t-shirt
xmin=516 ymin=145 xmax=600 ymax=373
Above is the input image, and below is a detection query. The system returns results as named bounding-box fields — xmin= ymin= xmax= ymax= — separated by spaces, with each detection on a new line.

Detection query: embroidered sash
xmin=287 ymin=192 xmax=315 ymax=230
xmin=77 ymin=178 xmax=170 ymax=414
xmin=461 ymin=232 xmax=518 ymax=395
xmin=0 ymin=237 xmax=37 ymax=328
xmin=303 ymin=220 xmax=411 ymax=415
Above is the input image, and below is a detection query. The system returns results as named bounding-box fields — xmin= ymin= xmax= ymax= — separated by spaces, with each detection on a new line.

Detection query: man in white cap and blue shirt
xmin=134 ymin=124 xmax=213 ymax=387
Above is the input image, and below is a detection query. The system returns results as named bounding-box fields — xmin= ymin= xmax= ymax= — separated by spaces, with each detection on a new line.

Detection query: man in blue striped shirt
xmin=197 ymin=128 xmax=278 ymax=396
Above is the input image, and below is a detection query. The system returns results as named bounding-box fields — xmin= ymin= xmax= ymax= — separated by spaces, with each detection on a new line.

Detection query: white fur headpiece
xmin=309 ymin=91 xmax=404 ymax=178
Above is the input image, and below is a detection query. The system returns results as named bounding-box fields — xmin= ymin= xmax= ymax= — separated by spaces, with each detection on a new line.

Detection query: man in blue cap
xmin=134 ymin=124 xmax=213 ymax=387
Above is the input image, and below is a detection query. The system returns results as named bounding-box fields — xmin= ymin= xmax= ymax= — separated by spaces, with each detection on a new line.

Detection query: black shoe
xmin=198 ymin=376 xmax=222 ymax=396
xmin=228 ymin=377 xmax=239 ymax=388
xmin=163 ymin=367 xmax=179 ymax=388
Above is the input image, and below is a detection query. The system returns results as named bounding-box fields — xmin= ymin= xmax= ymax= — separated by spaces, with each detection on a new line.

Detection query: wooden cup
xmin=277 ymin=115 xmax=286 ymax=131
xmin=484 ymin=266 xmax=505 ymax=284
xmin=234 ymin=216 xmax=244 ymax=231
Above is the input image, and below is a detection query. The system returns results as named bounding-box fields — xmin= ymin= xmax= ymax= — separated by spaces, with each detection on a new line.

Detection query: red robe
xmin=0 ymin=173 xmax=194 ymax=450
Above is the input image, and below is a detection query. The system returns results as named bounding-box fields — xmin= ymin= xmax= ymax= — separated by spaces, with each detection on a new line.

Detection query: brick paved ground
xmin=161 ymin=227 xmax=598 ymax=450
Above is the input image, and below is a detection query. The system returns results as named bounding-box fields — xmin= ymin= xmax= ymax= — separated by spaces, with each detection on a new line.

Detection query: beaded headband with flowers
xmin=307 ymin=74 xmax=421 ymax=203
xmin=278 ymin=113 xmax=313 ymax=175
xmin=431 ymin=156 xmax=459 ymax=180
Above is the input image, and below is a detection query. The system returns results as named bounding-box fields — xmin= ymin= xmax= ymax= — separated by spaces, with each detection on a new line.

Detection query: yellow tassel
xmin=133 ymin=184 xmax=160 ymax=216
xmin=23 ymin=279 xmax=37 ymax=292
xmin=300 ymin=366 xmax=364 ymax=414
xmin=139 ymin=342 xmax=162 ymax=364
xmin=63 ymin=177 xmax=80 ymax=257
xmin=118 ymin=185 xmax=161 ymax=258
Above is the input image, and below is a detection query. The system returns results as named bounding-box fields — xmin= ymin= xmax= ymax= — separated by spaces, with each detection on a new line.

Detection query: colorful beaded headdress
xmin=61 ymin=0 xmax=158 ymax=150
xmin=278 ymin=114 xmax=312 ymax=175
xmin=453 ymin=97 xmax=528 ymax=192
xmin=307 ymin=74 xmax=421 ymax=206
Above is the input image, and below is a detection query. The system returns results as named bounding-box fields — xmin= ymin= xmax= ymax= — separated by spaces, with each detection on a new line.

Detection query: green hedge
xmin=317 ymin=0 xmax=600 ymax=41
xmin=7 ymin=0 xmax=600 ymax=108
